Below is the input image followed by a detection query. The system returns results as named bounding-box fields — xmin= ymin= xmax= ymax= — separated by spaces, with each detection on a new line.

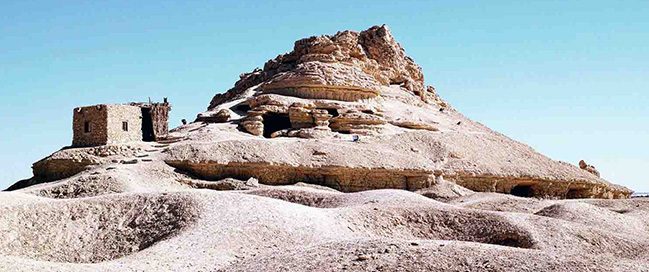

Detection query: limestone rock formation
xmin=207 ymin=25 xmax=429 ymax=110
xmin=196 ymin=109 xmax=231 ymax=123
xmin=2 ymin=25 xmax=646 ymax=272
xmin=187 ymin=25 xmax=631 ymax=199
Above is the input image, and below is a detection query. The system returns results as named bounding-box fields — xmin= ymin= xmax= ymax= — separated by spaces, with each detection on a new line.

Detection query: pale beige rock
xmin=288 ymin=103 xmax=314 ymax=129
xmin=240 ymin=116 xmax=263 ymax=136
xmin=312 ymin=109 xmax=332 ymax=127
xmin=196 ymin=108 xmax=231 ymax=123
xmin=196 ymin=25 xmax=633 ymax=199
xmin=390 ymin=120 xmax=439 ymax=131
xmin=0 ymin=25 xmax=643 ymax=272
xmin=208 ymin=25 xmax=431 ymax=110
xmin=328 ymin=111 xmax=386 ymax=133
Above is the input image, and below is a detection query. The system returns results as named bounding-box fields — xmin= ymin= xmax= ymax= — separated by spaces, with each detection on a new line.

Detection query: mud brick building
xmin=72 ymin=99 xmax=170 ymax=147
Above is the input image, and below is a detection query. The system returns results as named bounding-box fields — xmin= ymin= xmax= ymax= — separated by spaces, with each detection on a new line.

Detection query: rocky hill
xmin=187 ymin=25 xmax=629 ymax=199
xmin=1 ymin=26 xmax=646 ymax=271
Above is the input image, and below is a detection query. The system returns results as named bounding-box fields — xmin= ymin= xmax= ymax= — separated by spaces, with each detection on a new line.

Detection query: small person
xmin=352 ymin=135 xmax=360 ymax=142
xmin=181 ymin=119 xmax=187 ymax=125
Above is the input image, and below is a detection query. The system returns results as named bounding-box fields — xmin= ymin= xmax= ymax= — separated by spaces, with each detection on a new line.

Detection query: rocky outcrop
xmin=204 ymin=25 xmax=438 ymax=139
xmin=178 ymin=177 xmax=260 ymax=191
xmin=187 ymin=25 xmax=633 ymax=199
xmin=329 ymin=110 xmax=386 ymax=135
xmin=196 ymin=109 xmax=231 ymax=123
xmin=579 ymin=160 xmax=600 ymax=177
xmin=288 ymin=102 xmax=317 ymax=129
xmin=207 ymin=25 xmax=426 ymax=110
xmin=239 ymin=113 xmax=264 ymax=136
xmin=260 ymin=62 xmax=382 ymax=101
xmin=168 ymin=161 xmax=433 ymax=192
xmin=390 ymin=120 xmax=439 ymax=131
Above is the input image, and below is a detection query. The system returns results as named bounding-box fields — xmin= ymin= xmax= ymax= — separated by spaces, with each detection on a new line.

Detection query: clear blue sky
xmin=1 ymin=1 xmax=647 ymax=191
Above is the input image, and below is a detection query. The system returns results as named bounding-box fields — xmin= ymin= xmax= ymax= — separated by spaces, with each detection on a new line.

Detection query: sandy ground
xmin=0 ymin=156 xmax=647 ymax=271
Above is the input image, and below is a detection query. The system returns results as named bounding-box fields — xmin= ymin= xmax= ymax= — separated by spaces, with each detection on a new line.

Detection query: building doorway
xmin=141 ymin=108 xmax=154 ymax=141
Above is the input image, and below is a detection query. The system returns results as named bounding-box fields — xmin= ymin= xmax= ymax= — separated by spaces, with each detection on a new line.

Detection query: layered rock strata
xmin=187 ymin=25 xmax=632 ymax=199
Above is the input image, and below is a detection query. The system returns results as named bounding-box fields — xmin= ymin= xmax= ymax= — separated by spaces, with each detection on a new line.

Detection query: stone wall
xmin=73 ymin=105 xmax=108 ymax=147
xmin=149 ymin=103 xmax=170 ymax=140
xmin=105 ymin=105 xmax=143 ymax=145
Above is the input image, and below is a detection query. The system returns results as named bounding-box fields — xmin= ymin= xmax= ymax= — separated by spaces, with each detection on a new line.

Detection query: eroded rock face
xmin=196 ymin=109 xmax=231 ymax=123
xmin=203 ymin=25 xmax=445 ymax=139
xmin=207 ymin=25 xmax=427 ymax=110
xmin=184 ymin=25 xmax=633 ymax=199
xmin=329 ymin=110 xmax=386 ymax=135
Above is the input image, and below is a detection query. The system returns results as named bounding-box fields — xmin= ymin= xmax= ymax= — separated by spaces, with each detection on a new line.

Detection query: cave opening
xmin=566 ymin=188 xmax=588 ymax=199
xmin=262 ymin=113 xmax=292 ymax=138
xmin=325 ymin=108 xmax=339 ymax=117
xmin=510 ymin=185 xmax=535 ymax=198
xmin=231 ymin=103 xmax=251 ymax=115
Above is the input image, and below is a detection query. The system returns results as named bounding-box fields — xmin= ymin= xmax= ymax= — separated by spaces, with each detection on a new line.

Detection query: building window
xmin=84 ymin=121 xmax=91 ymax=133
xmin=122 ymin=121 xmax=128 ymax=131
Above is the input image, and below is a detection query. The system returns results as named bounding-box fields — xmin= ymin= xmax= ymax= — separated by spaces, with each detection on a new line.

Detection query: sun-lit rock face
xmin=2 ymin=24 xmax=647 ymax=272
xmin=204 ymin=25 xmax=447 ymax=138
xmin=207 ymin=25 xmax=437 ymax=108
xmin=185 ymin=25 xmax=634 ymax=199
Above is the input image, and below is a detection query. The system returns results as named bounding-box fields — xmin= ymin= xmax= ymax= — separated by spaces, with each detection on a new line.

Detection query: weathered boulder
xmin=288 ymin=103 xmax=316 ymax=129
xmin=329 ymin=110 xmax=386 ymax=134
xmin=579 ymin=160 xmax=600 ymax=177
xmin=312 ymin=109 xmax=332 ymax=127
xmin=239 ymin=115 xmax=264 ymax=136
xmin=196 ymin=109 xmax=231 ymax=123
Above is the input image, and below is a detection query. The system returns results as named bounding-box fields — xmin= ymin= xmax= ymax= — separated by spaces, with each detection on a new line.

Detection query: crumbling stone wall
xmin=105 ymin=105 xmax=142 ymax=145
xmin=129 ymin=101 xmax=171 ymax=141
xmin=149 ymin=103 xmax=170 ymax=140
xmin=73 ymin=105 xmax=109 ymax=147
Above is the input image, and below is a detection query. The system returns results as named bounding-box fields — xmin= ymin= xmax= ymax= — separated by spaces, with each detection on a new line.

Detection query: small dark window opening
xmin=262 ymin=113 xmax=292 ymax=138
xmin=84 ymin=121 xmax=91 ymax=133
xmin=122 ymin=121 xmax=128 ymax=131
xmin=511 ymin=185 xmax=535 ymax=197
